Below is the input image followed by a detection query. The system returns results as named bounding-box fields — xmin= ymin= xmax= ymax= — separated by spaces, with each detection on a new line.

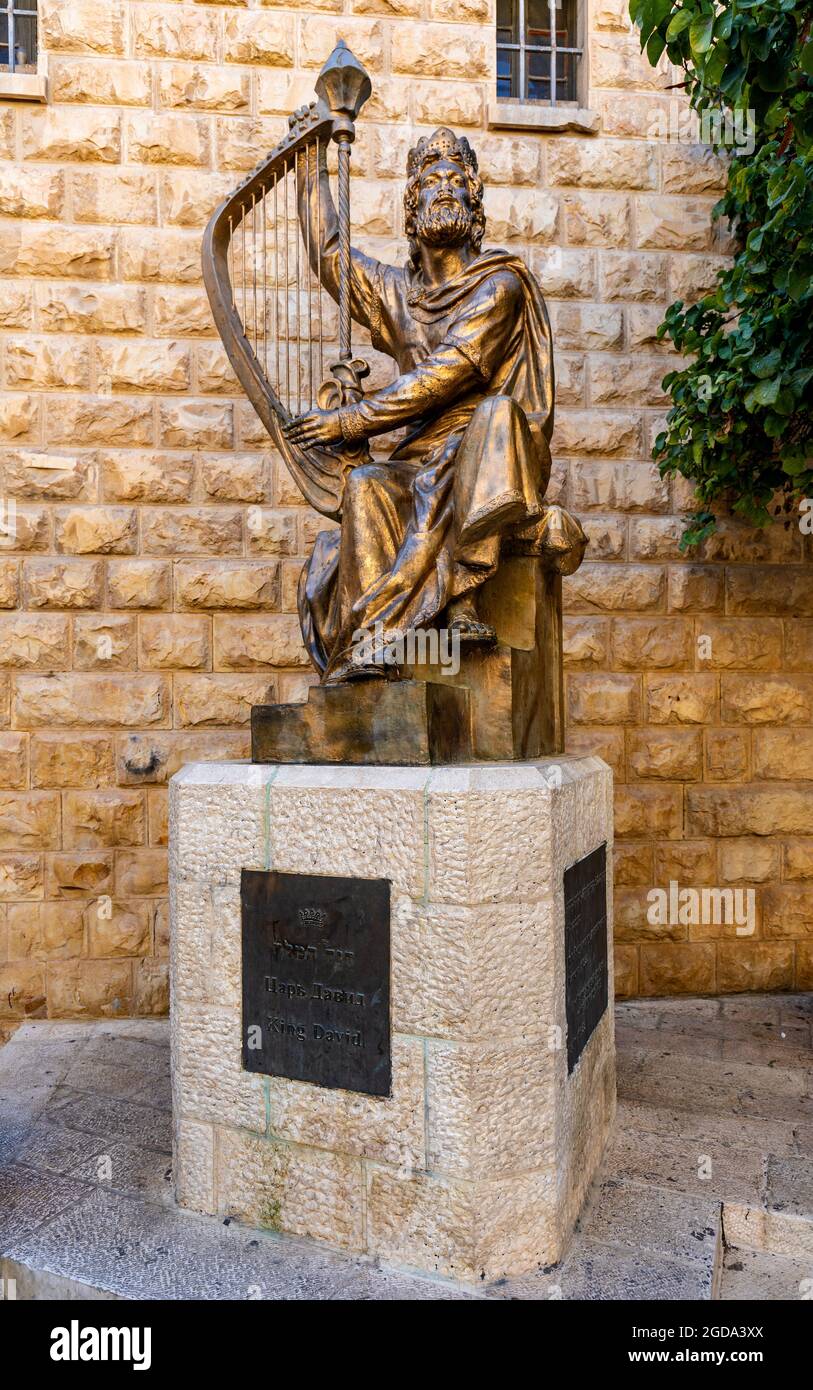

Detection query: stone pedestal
xmin=169 ymin=757 xmax=615 ymax=1283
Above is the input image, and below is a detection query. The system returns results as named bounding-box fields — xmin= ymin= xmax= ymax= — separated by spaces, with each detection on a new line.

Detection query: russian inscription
xmin=563 ymin=843 xmax=608 ymax=1073
xmin=241 ymin=868 xmax=391 ymax=1096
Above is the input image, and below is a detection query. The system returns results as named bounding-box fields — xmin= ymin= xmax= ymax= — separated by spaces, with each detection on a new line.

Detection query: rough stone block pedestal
xmin=169 ymin=758 xmax=615 ymax=1283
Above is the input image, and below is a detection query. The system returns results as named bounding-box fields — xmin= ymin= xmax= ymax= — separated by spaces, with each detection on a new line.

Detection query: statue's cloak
xmin=299 ymin=247 xmax=556 ymax=681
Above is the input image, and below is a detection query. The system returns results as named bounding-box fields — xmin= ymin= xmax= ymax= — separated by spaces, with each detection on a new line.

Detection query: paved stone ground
xmin=0 ymin=995 xmax=811 ymax=1300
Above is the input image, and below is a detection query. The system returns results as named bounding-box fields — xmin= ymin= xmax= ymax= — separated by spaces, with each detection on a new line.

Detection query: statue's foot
xmin=324 ymin=661 xmax=389 ymax=685
xmin=347 ymin=662 xmax=391 ymax=682
xmin=448 ymin=615 xmax=497 ymax=645
xmin=446 ymin=594 xmax=495 ymax=645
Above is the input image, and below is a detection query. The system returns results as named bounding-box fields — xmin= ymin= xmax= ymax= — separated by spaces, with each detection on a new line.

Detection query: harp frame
xmin=202 ymin=42 xmax=373 ymax=522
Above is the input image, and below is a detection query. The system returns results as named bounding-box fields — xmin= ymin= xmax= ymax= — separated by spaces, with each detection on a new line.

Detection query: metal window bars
xmin=497 ymin=0 xmax=582 ymax=107
xmin=0 ymin=0 xmax=38 ymax=75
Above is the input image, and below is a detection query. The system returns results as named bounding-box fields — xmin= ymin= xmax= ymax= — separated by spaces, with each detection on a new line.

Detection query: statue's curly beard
xmin=416 ymin=197 xmax=473 ymax=248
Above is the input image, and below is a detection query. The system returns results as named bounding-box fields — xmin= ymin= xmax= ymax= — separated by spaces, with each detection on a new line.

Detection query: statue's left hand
xmin=283 ymin=408 xmax=344 ymax=449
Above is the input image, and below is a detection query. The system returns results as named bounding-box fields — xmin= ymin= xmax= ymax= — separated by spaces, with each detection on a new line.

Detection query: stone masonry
xmin=169 ymin=758 xmax=615 ymax=1280
xmin=0 ymin=0 xmax=811 ymax=1025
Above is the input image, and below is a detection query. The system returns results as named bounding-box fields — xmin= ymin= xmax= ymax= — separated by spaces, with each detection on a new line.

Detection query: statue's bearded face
xmin=415 ymin=157 xmax=473 ymax=248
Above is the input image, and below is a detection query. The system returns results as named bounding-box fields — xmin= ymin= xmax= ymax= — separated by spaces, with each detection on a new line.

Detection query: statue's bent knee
xmin=345 ymin=462 xmax=386 ymax=501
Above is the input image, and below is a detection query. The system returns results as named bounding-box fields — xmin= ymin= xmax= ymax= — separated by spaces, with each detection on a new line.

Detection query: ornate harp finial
xmin=314 ymin=42 xmax=371 ymax=367
xmin=315 ymin=40 xmax=372 ymax=142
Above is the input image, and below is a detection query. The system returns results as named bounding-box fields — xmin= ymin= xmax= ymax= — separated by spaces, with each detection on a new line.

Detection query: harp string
xmin=262 ymin=184 xmax=268 ymax=377
xmin=274 ymin=174 xmax=280 ymax=401
xmin=226 ymin=133 xmax=343 ymax=417
xmin=316 ymin=142 xmax=324 ymax=389
xmin=241 ymin=211 xmax=246 ymax=348
xmin=228 ymin=216 xmax=234 ymax=310
xmin=294 ymin=149 xmax=301 ymax=416
xmin=284 ymin=156 xmax=291 ymax=414
xmin=252 ymin=193 xmax=258 ymax=356
xmin=305 ymin=139 xmax=312 ymax=414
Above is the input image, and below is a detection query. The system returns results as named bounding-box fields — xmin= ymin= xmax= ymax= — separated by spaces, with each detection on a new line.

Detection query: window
xmin=497 ymin=0 xmax=582 ymax=106
xmin=0 ymin=0 xmax=38 ymax=75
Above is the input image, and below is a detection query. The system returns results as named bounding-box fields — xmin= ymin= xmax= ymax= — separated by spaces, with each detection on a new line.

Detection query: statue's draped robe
xmin=300 ymin=189 xmax=556 ymax=681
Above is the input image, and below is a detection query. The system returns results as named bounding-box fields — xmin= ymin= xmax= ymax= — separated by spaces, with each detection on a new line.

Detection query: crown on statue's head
xmin=406 ymin=128 xmax=478 ymax=179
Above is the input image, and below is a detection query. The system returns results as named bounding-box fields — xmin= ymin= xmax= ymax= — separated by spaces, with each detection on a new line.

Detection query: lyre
xmin=202 ymin=41 xmax=372 ymax=522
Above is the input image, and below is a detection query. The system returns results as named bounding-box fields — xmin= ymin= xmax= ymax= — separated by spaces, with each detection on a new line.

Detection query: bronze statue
xmin=203 ymin=43 xmax=586 ymax=763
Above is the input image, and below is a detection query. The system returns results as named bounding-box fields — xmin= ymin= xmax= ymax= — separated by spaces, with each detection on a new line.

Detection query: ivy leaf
xmin=679 ymin=513 xmax=716 ymax=550
xmin=719 ymin=56 xmax=747 ymax=100
xmin=714 ymin=10 xmax=733 ymax=42
xmin=757 ymin=52 xmax=792 ymax=92
xmin=689 ymin=13 xmax=715 ymax=56
xmin=744 ymin=377 xmax=781 ymax=411
xmin=646 ymin=30 xmax=667 ymax=64
xmin=751 ymin=349 xmax=782 ymax=378
xmin=703 ymin=43 xmax=729 ymax=86
xmin=666 ymin=8 xmax=693 ymax=40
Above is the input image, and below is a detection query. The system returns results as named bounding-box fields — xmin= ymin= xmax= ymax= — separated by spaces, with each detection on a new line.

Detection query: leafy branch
xmin=631 ymin=0 xmax=813 ymax=547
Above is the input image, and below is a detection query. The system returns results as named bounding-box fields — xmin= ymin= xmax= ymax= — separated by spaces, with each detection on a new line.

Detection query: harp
xmin=202 ymin=42 xmax=372 ymax=522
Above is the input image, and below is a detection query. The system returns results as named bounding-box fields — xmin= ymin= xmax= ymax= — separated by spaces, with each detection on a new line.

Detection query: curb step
xmin=722 ymin=1200 xmax=813 ymax=1261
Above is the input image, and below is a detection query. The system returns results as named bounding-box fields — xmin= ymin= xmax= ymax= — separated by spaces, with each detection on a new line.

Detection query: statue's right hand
xmin=283 ymin=408 xmax=345 ymax=449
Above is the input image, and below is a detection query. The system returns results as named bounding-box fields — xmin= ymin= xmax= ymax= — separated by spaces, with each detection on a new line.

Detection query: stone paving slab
xmin=719 ymin=1246 xmax=813 ymax=1301
xmin=14 ymin=1119 xmax=175 ymax=1207
xmin=601 ymin=1126 xmax=766 ymax=1208
xmin=3 ymin=1188 xmax=476 ymax=1302
xmin=578 ymin=1175 xmax=720 ymax=1274
xmin=620 ymin=1046 xmax=811 ymax=1102
xmin=766 ymin=1155 xmax=813 ymax=1220
xmin=494 ymin=1244 xmax=715 ymax=1301
xmin=0 ymin=1163 xmax=91 ymax=1251
xmin=618 ymin=1053 xmax=813 ymax=1125
xmin=616 ymin=1099 xmax=802 ymax=1160
xmin=617 ymin=1021 xmax=812 ymax=1070
xmin=617 ymin=993 xmax=813 ymax=1039
xmin=615 ymin=1023 xmax=726 ymax=1060
xmin=61 ymin=1056 xmax=173 ymax=1110
xmin=44 ymin=1086 xmax=172 ymax=1152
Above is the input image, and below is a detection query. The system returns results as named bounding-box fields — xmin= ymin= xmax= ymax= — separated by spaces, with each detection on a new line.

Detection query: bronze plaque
xmin=241 ymin=868 xmax=391 ymax=1096
xmin=563 ymin=843 xmax=608 ymax=1073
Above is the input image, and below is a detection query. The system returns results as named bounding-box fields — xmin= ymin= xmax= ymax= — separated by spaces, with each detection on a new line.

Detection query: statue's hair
xmin=404 ymin=129 xmax=485 ymax=268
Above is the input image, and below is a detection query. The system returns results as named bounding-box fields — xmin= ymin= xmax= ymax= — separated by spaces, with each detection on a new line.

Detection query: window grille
xmin=497 ymin=0 xmax=582 ymax=105
xmin=0 ymin=0 xmax=38 ymax=75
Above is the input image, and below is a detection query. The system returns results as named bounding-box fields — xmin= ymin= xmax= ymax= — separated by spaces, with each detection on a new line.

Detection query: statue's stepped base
xmin=169 ymin=758 xmax=615 ymax=1282
xmin=252 ymin=679 xmax=472 ymax=765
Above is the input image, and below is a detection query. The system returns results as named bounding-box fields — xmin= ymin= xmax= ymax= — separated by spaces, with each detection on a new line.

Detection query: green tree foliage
xmin=631 ymin=0 xmax=813 ymax=546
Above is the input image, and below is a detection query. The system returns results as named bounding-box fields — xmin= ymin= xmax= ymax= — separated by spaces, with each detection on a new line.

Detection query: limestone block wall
xmin=0 ymin=0 xmax=810 ymax=1025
